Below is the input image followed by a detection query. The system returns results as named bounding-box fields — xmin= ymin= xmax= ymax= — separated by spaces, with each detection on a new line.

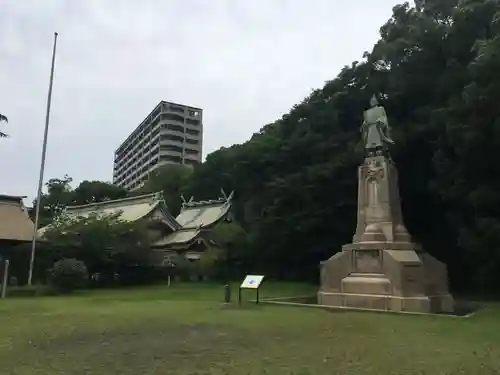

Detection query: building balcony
xmin=159 ymin=148 xmax=183 ymax=157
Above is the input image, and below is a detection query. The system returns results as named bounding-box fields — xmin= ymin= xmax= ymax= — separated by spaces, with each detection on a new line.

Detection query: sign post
xmin=239 ymin=275 xmax=265 ymax=305
xmin=1 ymin=259 xmax=10 ymax=299
xmin=224 ymin=284 xmax=231 ymax=303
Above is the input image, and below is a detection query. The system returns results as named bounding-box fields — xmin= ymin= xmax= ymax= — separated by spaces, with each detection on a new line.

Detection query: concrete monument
xmin=318 ymin=95 xmax=454 ymax=313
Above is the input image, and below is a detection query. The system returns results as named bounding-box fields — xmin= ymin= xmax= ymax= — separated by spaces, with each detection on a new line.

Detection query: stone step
xmin=342 ymin=275 xmax=392 ymax=295
xmin=349 ymin=272 xmax=385 ymax=278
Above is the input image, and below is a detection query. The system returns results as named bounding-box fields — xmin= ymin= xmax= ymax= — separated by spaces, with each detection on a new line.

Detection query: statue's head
xmin=370 ymin=95 xmax=379 ymax=107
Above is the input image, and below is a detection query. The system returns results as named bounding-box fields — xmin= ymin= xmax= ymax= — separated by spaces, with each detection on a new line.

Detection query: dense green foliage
xmin=48 ymin=258 xmax=89 ymax=293
xmin=32 ymin=176 xmax=129 ymax=227
xmin=179 ymin=0 xmax=500 ymax=293
xmin=34 ymin=0 xmax=500 ymax=295
xmin=204 ymin=222 xmax=250 ymax=280
xmin=41 ymin=213 xmax=153 ymax=284
xmin=136 ymin=163 xmax=193 ymax=216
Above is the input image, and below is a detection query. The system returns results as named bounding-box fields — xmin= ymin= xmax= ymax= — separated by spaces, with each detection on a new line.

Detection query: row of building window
xmin=115 ymin=156 xmax=200 ymax=188
xmin=114 ymin=139 xmax=200 ymax=174
xmin=114 ymin=146 xmax=199 ymax=182
xmin=159 ymin=113 xmax=201 ymax=126
xmin=116 ymin=104 xmax=202 ymax=157
xmin=117 ymin=124 xmax=200 ymax=159
xmin=159 ymin=145 xmax=199 ymax=155
xmin=114 ymin=129 xmax=201 ymax=175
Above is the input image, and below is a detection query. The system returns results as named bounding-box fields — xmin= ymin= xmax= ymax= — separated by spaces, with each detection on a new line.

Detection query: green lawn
xmin=0 ymin=282 xmax=499 ymax=375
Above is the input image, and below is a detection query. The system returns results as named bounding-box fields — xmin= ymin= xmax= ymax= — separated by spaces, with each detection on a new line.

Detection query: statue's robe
xmin=362 ymin=106 xmax=390 ymax=150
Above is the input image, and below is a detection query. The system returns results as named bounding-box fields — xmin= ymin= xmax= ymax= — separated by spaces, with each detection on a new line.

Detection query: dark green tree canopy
xmin=33 ymin=176 xmax=129 ymax=227
xmin=182 ymin=0 xmax=500 ymax=291
xmin=30 ymin=0 xmax=500 ymax=293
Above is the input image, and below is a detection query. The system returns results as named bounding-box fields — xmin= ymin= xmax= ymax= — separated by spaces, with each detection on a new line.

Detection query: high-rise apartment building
xmin=113 ymin=101 xmax=203 ymax=190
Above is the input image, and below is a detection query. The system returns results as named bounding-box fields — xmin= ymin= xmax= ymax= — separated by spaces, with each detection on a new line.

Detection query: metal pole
xmin=181 ymin=132 xmax=186 ymax=165
xmin=1 ymin=260 xmax=10 ymax=299
xmin=224 ymin=284 xmax=231 ymax=303
xmin=28 ymin=32 xmax=59 ymax=286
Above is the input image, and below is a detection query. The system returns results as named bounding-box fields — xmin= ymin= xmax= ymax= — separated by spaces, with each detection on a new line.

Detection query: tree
xmin=0 ymin=114 xmax=8 ymax=138
xmin=182 ymin=0 xmax=500 ymax=293
xmin=32 ymin=175 xmax=74 ymax=227
xmin=137 ymin=164 xmax=193 ymax=216
xmin=205 ymin=222 xmax=249 ymax=280
xmin=27 ymin=0 xmax=500 ymax=294
xmin=33 ymin=176 xmax=128 ymax=227
xmin=48 ymin=258 xmax=89 ymax=293
xmin=71 ymin=180 xmax=128 ymax=205
xmin=42 ymin=212 xmax=152 ymax=279
xmin=198 ymin=247 xmax=225 ymax=280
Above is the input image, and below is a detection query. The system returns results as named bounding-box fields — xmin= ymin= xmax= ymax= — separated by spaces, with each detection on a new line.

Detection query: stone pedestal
xmin=318 ymin=155 xmax=454 ymax=313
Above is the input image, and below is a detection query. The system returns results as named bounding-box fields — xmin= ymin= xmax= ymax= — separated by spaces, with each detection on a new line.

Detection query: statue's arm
xmin=379 ymin=108 xmax=389 ymax=127
xmin=361 ymin=112 xmax=368 ymax=132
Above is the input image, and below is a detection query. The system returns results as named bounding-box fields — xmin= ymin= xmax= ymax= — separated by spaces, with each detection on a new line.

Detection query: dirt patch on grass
xmin=2 ymin=284 xmax=500 ymax=375
xmin=2 ymin=321 xmax=276 ymax=375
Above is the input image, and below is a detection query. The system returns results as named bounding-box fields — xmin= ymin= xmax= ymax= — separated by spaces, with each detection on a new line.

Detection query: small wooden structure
xmin=0 ymin=195 xmax=35 ymax=285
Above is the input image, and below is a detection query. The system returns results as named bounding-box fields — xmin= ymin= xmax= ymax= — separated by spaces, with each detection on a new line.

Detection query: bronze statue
xmin=361 ymin=95 xmax=394 ymax=155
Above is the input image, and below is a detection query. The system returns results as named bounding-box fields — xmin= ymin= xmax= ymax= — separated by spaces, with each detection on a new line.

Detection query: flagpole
xmin=181 ymin=131 xmax=186 ymax=164
xmin=28 ymin=32 xmax=59 ymax=286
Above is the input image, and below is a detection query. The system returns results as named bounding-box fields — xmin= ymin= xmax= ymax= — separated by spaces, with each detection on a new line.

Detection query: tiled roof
xmin=176 ymin=200 xmax=232 ymax=229
xmin=152 ymin=191 xmax=234 ymax=248
xmin=65 ymin=192 xmax=167 ymax=221
xmin=152 ymin=229 xmax=200 ymax=246
xmin=0 ymin=195 xmax=35 ymax=242
xmin=37 ymin=192 xmax=178 ymax=238
xmin=37 ymin=190 xmax=234 ymax=248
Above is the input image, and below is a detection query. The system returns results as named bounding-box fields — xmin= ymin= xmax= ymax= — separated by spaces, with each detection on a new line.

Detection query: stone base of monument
xmin=316 ymin=98 xmax=455 ymax=314
xmin=318 ymin=242 xmax=454 ymax=314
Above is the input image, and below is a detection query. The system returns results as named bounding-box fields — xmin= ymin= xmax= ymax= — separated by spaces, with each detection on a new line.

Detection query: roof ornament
xmin=227 ymin=190 xmax=235 ymax=201
xmin=180 ymin=194 xmax=186 ymax=204
xmin=220 ymin=188 xmax=228 ymax=200
xmin=150 ymin=191 xmax=164 ymax=205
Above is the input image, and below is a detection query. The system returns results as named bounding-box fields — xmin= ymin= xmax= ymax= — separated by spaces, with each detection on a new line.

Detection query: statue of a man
xmin=361 ymin=95 xmax=394 ymax=155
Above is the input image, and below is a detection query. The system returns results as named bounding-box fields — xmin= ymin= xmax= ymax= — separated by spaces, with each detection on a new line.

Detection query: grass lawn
xmin=0 ymin=282 xmax=499 ymax=375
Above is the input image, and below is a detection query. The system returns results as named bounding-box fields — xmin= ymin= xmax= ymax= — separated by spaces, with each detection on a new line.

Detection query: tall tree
xmin=32 ymin=175 xmax=74 ymax=226
xmin=184 ymin=0 xmax=500 ymax=292
xmin=43 ymin=212 xmax=152 ymax=278
xmin=71 ymin=180 xmax=128 ymax=205
xmin=33 ymin=175 xmax=128 ymax=227
xmin=137 ymin=164 xmax=193 ymax=216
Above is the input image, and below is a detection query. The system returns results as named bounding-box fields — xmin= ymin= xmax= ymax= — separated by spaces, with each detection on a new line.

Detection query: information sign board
xmin=238 ymin=274 xmax=265 ymax=304
xmin=240 ymin=275 xmax=264 ymax=289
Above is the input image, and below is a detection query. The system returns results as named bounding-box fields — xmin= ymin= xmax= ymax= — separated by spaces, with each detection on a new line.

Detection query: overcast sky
xmin=1 ymin=0 xmax=398 ymax=204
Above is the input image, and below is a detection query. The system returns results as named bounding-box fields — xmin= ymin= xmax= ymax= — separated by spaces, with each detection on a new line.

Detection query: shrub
xmin=7 ymin=284 xmax=55 ymax=298
xmin=168 ymin=253 xmax=196 ymax=281
xmin=198 ymin=247 xmax=225 ymax=280
xmin=48 ymin=258 xmax=89 ymax=293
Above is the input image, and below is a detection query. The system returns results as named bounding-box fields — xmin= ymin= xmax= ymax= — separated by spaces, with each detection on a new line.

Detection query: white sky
xmin=0 ymin=0 xmax=398 ymax=204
